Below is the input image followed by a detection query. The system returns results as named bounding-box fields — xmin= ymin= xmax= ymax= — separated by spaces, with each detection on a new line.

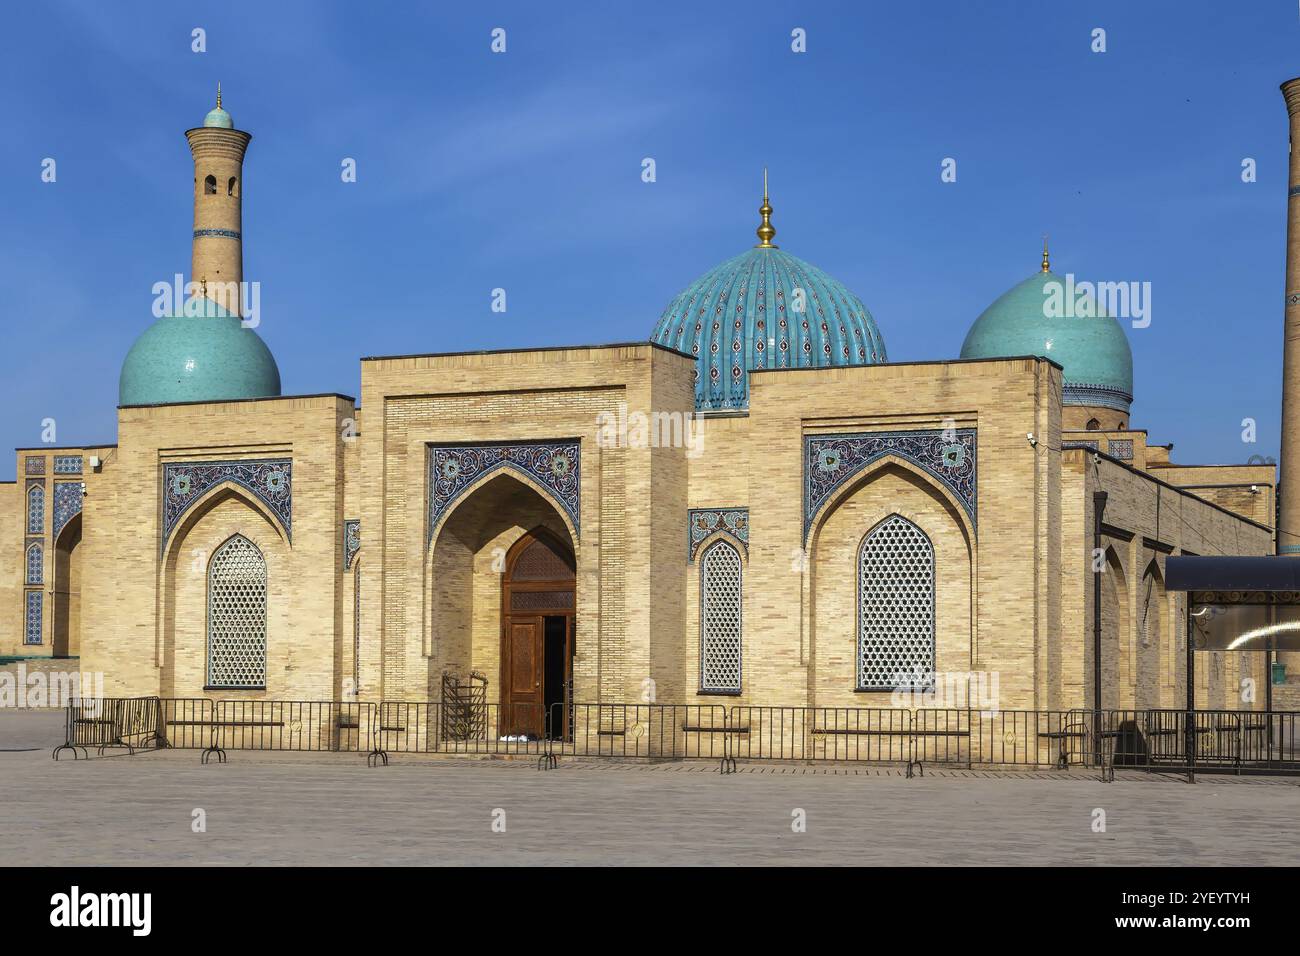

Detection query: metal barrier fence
xmin=51 ymin=698 xmax=1300 ymax=777
xmin=556 ymin=703 xmax=731 ymax=761
xmin=159 ymin=698 xmax=217 ymax=750
xmin=53 ymin=697 xmax=162 ymax=759
xmin=1096 ymin=709 xmax=1300 ymax=776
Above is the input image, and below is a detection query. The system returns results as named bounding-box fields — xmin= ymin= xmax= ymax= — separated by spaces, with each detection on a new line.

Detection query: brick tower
xmin=185 ymin=84 xmax=251 ymax=316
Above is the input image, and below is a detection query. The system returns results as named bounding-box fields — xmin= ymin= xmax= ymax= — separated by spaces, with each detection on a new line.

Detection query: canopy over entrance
xmin=1166 ymin=555 xmax=1300 ymax=652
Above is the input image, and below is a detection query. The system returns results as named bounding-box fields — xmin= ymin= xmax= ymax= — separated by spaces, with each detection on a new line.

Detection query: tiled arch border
xmin=161 ymin=458 xmax=292 ymax=554
xmin=803 ymin=428 xmax=977 ymax=545
xmin=427 ymin=440 xmax=581 ymax=544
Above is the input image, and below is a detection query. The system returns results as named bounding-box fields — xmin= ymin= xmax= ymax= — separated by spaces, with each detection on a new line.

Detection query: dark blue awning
xmin=1165 ymin=555 xmax=1300 ymax=592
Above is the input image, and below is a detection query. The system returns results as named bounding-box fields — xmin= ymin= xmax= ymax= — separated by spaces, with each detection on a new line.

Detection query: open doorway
xmin=543 ymin=615 xmax=571 ymax=739
xmin=500 ymin=529 xmax=575 ymax=739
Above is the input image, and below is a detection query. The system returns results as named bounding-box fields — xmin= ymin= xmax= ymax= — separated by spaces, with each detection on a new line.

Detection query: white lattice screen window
xmin=207 ymin=534 xmax=268 ymax=688
xmin=858 ymin=515 xmax=935 ymax=690
xmin=700 ymin=540 xmax=743 ymax=693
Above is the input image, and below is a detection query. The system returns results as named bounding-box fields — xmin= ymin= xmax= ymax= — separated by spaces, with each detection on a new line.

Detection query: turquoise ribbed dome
xmin=119 ymin=298 xmax=281 ymax=406
xmin=960 ymin=269 xmax=1133 ymax=412
xmin=650 ymin=246 xmax=887 ymax=410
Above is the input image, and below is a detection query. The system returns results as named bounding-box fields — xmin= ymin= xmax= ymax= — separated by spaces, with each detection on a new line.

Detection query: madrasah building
xmin=0 ymin=87 xmax=1288 ymax=728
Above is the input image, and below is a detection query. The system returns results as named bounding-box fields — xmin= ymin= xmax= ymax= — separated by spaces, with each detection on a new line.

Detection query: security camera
xmin=1092 ymin=452 xmax=1101 ymax=465
xmin=1026 ymin=432 xmax=1037 ymax=447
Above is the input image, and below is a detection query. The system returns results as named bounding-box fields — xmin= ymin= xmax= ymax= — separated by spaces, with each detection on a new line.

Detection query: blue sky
xmin=2 ymin=1 xmax=1297 ymax=477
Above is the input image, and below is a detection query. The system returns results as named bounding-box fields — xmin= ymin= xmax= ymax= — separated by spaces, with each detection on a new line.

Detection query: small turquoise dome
xmin=960 ymin=269 xmax=1133 ymax=412
xmin=203 ymin=106 xmax=232 ymax=128
xmin=119 ymin=298 xmax=281 ymax=406
xmin=651 ymin=246 xmax=887 ymax=410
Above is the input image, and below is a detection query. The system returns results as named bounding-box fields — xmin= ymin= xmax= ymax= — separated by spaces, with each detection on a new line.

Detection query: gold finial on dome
xmin=756 ymin=167 xmax=777 ymax=248
xmin=1041 ymin=234 xmax=1051 ymax=273
xmin=216 ymin=82 xmax=222 ymax=110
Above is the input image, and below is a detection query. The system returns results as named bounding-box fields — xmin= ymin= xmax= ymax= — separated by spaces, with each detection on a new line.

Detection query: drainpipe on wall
xmin=1093 ymin=490 xmax=1108 ymax=766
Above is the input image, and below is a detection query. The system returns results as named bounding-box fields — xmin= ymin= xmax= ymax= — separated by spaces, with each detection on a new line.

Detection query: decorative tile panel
xmin=1063 ymin=440 xmax=1100 ymax=451
xmin=1062 ymin=382 xmax=1131 ymax=412
xmin=53 ymin=482 xmax=83 ymax=538
xmin=804 ymin=429 xmax=977 ymax=542
xmin=53 ymin=455 xmax=83 ymax=474
xmin=343 ymin=519 xmax=360 ymax=570
xmin=428 ymin=441 xmax=580 ymax=540
xmin=26 ymin=483 xmax=44 ymax=535
xmin=24 ymin=590 xmax=42 ymax=645
xmin=24 ymin=457 xmax=45 ymax=476
xmin=25 ymin=542 xmax=42 ymax=585
xmin=1108 ymin=439 xmax=1134 ymax=461
xmin=688 ymin=508 xmax=749 ymax=562
xmin=162 ymin=459 xmax=292 ymax=551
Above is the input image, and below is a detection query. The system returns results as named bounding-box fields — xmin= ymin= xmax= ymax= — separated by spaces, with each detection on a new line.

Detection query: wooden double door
xmin=500 ymin=530 xmax=575 ymax=739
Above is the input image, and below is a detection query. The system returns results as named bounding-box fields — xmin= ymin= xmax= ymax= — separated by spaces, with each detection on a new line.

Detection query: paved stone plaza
xmin=2 ymin=711 xmax=1296 ymax=866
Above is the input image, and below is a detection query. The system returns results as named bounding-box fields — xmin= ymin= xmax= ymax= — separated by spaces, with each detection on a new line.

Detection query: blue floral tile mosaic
xmin=429 ymin=441 xmax=580 ymax=540
xmin=804 ymin=429 xmax=977 ymax=542
xmin=162 ymin=459 xmax=292 ymax=551
xmin=688 ymin=508 xmax=749 ymax=562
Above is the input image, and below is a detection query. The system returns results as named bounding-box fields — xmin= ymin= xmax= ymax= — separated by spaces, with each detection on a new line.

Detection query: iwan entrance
xmin=500 ymin=529 xmax=574 ymax=739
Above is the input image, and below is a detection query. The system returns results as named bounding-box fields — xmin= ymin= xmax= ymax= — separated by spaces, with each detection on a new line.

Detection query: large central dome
xmin=650 ymin=185 xmax=886 ymax=410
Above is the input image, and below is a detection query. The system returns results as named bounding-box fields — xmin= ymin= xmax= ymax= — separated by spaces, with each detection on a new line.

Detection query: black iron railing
xmin=51 ymin=697 xmax=1300 ymax=776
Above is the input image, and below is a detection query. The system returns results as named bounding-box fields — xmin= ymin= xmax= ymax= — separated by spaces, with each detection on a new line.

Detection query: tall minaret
xmin=185 ymin=84 xmax=251 ymax=316
xmin=1280 ymin=78 xmax=1300 ymax=554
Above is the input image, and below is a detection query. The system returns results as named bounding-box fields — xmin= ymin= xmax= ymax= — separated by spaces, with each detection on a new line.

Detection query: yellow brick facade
xmin=0 ymin=346 xmax=1273 ymax=717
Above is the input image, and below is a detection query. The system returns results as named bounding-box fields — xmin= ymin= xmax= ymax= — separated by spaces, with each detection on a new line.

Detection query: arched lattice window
xmin=700 ymin=540 xmax=743 ymax=693
xmin=27 ymin=485 xmax=44 ymax=534
xmin=25 ymin=542 xmax=43 ymax=585
xmin=207 ymin=534 xmax=267 ymax=688
xmin=204 ymin=174 xmax=217 ymax=195
xmin=227 ymin=176 xmax=238 ymax=196
xmin=858 ymin=515 xmax=935 ymax=690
